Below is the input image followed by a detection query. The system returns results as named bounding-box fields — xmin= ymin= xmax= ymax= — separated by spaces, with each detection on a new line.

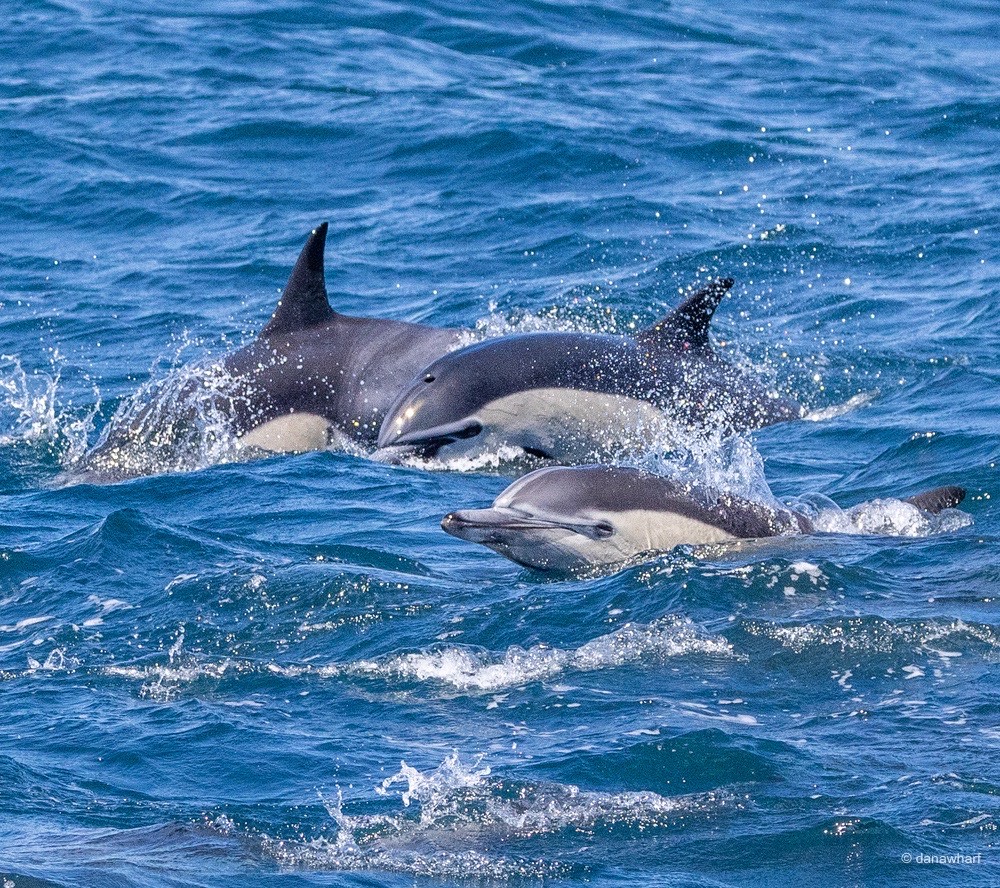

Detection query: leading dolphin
xmin=377 ymin=278 xmax=802 ymax=464
xmin=441 ymin=465 xmax=967 ymax=571
xmin=78 ymin=223 xmax=466 ymax=479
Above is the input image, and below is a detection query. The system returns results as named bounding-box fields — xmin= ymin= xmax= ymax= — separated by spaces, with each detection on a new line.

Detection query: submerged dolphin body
xmin=78 ymin=223 xmax=465 ymax=479
xmin=441 ymin=465 xmax=967 ymax=571
xmin=377 ymin=279 xmax=802 ymax=464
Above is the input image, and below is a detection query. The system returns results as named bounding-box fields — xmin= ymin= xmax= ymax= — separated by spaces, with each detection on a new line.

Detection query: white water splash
xmin=344 ymin=615 xmax=732 ymax=692
xmin=0 ymin=354 xmax=98 ymax=463
xmin=635 ymin=423 xmax=775 ymax=502
xmin=0 ymin=354 xmax=61 ymax=443
xmin=472 ymin=301 xmax=625 ymax=339
xmin=372 ymin=442 xmax=541 ymax=475
xmin=26 ymin=647 xmax=79 ymax=673
xmin=104 ymin=624 xmax=233 ymax=701
xmin=222 ymin=751 xmax=737 ymax=878
xmin=371 ymin=752 xmax=729 ymax=833
xmin=71 ymin=358 xmax=251 ymax=481
xmin=376 ymin=752 xmax=492 ymax=809
xmin=1 ymin=344 xmax=256 ymax=482
xmin=747 ymin=617 xmax=1000 ymax=656
xmin=104 ymin=658 xmax=236 ymax=699
xmin=805 ymin=390 xmax=878 ymax=421
xmin=790 ymin=493 xmax=972 ymax=538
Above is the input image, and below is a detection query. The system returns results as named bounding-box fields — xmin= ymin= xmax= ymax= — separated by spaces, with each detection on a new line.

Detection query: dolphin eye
xmin=423 ymin=374 xmax=435 ymax=383
xmin=593 ymin=521 xmax=614 ymax=539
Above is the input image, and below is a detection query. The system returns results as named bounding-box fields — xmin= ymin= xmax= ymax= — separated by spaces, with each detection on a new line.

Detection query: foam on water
xmin=67 ymin=358 xmax=252 ymax=481
xmin=216 ymin=751 xmax=737 ymax=878
xmin=345 ymin=614 xmax=733 ymax=692
xmin=742 ymin=617 xmax=1000 ymax=657
xmin=805 ymin=390 xmax=879 ymax=422
xmin=791 ymin=493 xmax=973 ymax=538
xmin=94 ymin=615 xmax=731 ymax=698
xmin=0 ymin=354 xmax=97 ymax=466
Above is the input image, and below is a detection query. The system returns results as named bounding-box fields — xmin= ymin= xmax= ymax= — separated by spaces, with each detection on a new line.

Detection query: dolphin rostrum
xmin=78 ymin=223 xmax=466 ymax=479
xmin=377 ymin=278 xmax=802 ymax=464
xmin=441 ymin=465 xmax=967 ymax=571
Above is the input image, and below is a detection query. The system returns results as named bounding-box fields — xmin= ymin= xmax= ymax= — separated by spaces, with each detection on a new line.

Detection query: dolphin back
xmin=903 ymin=486 xmax=966 ymax=514
xmin=260 ymin=222 xmax=335 ymax=337
xmin=634 ymin=277 xmax=734 ymax=348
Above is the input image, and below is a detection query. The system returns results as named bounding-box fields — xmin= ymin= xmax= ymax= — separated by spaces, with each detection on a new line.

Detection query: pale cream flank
xmin=237 ymin=412 xmax=331 ymax=453
xmin=469 ymin=388 xmax=673 ymax=461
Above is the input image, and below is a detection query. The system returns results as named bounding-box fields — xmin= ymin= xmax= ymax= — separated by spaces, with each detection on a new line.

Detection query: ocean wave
xmin=282 ymin=614 xmax=733 ymax=692
xmin=212 ymin=750 xmax=737 ymax=878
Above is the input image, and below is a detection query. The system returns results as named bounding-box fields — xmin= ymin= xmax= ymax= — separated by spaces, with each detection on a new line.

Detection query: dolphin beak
xmin=441 ymin=507 xmax=611 ymax=573
xmin=441 ymin=507 xmax=567 ymax=544
xmin=441 ymin=508 xmax=560 ymax=543
xmin=377 ymin=418 xmax=482 ymax=453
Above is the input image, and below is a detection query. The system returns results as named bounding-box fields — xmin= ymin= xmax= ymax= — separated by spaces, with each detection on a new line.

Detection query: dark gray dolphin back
xmin=260 ymin=222 xmax=335 ymax=337
xmin=635 ymin=277 xmax=734 ymax=348
xmin=903 ymin=486 xmax=966 ymax=513
xmin=382 ymin=332 xmax=645 ymax=430
xmin=78 ymin=221 xmax=467 ymax=479
xmin=637 ymin=278 xmax=800 ymax=428
xmin=378 ymin=276 xmax=802 ymax=449
xmin=224 ymin=221 xmax=466 ymax=443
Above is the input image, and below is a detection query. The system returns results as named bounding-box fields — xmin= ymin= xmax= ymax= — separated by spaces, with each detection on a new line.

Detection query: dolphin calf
xmin=441 ymin=465 xmax=967 ymax=571
xmin=377 ymin=278 xmax=802 ymax=464
xmin=78 ymin=223 xmax=466 ymax=479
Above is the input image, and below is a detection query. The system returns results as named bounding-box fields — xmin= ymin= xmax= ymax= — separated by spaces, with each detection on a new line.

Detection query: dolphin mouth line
xmin=379 ymin=419 xmax=482 ymax=456
xmin=443 ymin=512 xmax=565 ymax=533
xmin=442 ymin=508 xmax=613 ymax=541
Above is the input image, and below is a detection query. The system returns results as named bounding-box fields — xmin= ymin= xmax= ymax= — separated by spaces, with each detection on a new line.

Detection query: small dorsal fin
xmin=260 ymin=222 xmax=335 ymax=337
xmin=903 ymin=485 xmax=966 ymax=514
xmin=636 ymin=277 xmax=734 ymax=348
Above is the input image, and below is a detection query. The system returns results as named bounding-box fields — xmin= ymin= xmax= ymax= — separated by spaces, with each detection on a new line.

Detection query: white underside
xmin=237 ymin=412 xmax=332 ymax=453
xmin=619 ymin=508 xmax=738 ymax=553
xmin=446 ymin=388 xmax=675 ymax=462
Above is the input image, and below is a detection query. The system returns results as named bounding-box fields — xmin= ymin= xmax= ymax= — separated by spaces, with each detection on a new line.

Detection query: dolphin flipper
xmin=636 ymin=277 xmax=734 ymax=348
xmin=261 ymin=222 xmax=335 ymax=337
xmin=903 ymin=485 xmax=966 ymax=514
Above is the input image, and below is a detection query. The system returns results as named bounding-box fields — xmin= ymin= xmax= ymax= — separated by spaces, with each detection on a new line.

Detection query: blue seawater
xmin=1 ymin=1 xmax=998 ymax=885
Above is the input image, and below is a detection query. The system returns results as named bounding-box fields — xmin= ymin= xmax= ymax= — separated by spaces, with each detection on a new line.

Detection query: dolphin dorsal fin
xmin=260 ymin=222 xmax=335 ymax=337
xmin=903 ymin=485 xmax=966 ymax=514
xmin=636 ymin=277 xmax=734 ymax=348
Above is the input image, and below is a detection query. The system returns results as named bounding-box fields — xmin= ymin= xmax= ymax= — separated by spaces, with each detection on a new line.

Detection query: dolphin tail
xmin=260 ymin=222 xmax=335 ymax=337
xmin=903 ymin=485 xmax=966 ymax=514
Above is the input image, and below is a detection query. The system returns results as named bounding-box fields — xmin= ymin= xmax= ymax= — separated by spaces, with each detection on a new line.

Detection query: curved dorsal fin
xmin=635 ymin=277 xmax=734 ymax=348
xmin=903 ymin=485 xmax=966 ymax=514
xmin=260 ymin=222 xmax=335 ymax=337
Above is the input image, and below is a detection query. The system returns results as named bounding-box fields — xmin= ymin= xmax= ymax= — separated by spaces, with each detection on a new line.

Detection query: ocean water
xmin=1 ymin=0 xmax=998 ymax=885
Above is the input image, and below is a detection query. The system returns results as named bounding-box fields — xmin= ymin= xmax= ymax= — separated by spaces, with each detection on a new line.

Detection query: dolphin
xmin=376 ymin=278 xmax=802 ymax=464
xmin=78 ymin=223 xmax=466 ymax=479
xmin=441 ymin=465 xmax=967 ymax=571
